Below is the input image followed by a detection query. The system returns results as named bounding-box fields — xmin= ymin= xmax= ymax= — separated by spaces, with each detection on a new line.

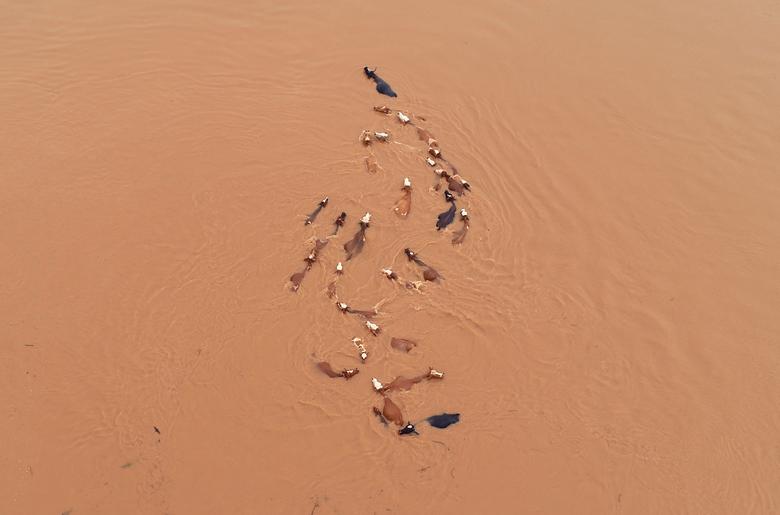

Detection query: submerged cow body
xmin=364 ymin=67 xmax=397 ymax=98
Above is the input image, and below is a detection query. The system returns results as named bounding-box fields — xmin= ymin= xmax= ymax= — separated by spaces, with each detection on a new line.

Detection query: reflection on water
xmin=2 ymin=0 xmax=780 ymax=513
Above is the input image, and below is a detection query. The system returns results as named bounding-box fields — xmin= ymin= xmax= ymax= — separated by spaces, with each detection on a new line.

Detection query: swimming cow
xmin=426 ymin=413 xmax=460 ymax=428
xmin=364 ymin=67 xmax=398 ymax=98
xmin=404 ymin=247 xmax=441 ymax=281
xmin=397 ymin=413 xmax=461 ymax=436
xmin=304 ymin=196 xmax=328 ymax=225
xmin=436 ymin=191 xmax=457 ymax=231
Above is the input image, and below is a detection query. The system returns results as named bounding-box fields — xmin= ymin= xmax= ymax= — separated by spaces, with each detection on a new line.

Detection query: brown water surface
xmin=2 ymin=0 xmax=780 ymax=513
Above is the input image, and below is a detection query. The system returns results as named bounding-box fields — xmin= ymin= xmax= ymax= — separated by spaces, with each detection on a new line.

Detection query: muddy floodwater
xmin=2 ymin=0 xmax=780 ymax=513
